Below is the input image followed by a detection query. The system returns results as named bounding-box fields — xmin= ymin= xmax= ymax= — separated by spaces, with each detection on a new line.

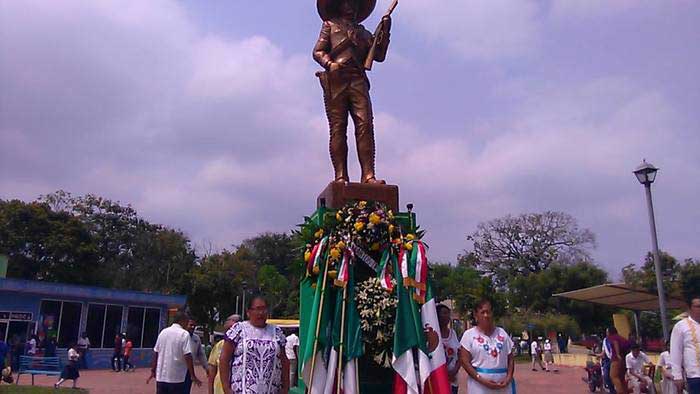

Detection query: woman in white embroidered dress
xmin=220 ymin=295 xmax=290 ymax=394
xmin=458 ymin=299 xmax=515 ymax=394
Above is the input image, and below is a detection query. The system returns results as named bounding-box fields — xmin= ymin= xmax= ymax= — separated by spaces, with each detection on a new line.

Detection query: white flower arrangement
xmin=355 ymin=277 xmax=398 ymax=362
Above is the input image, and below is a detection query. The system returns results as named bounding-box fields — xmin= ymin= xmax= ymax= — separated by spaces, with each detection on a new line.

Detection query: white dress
xmin=460 ymin=326 xmax=516 ymax=394
xmin=442 ymin=328 xmax=460 ymax=388
xmin=658 ymin=351 xmax=675 ymax=394
xmin=225 ymin=322 xmax=286 ymax=394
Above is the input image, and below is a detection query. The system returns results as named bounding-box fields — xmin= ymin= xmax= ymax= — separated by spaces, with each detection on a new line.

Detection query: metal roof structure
xmin=553 ymin=282 xmax=687 ymax=311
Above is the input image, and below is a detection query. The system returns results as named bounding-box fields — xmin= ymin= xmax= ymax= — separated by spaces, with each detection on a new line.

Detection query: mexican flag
xmin=392 ymin=245 xmax=451 ymax=394
xmin=301 ymin=251 xmax=363 ymax=394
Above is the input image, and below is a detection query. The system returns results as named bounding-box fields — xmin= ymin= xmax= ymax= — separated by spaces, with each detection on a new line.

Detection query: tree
xmin=621 ymin=251 xmax=683 ymax=300
xmin=0 ymin=199 xmax=101 ymax=285
xmin=188 ymin=248 xmax=257 ymax=339
xmin=240 ymin=232 xmax=297 ymax=276
xmin=679 ymin=259 xmax=700 ymax=302
xmin=257 ymin=265 xmax=290 ymax=317
xmin=466 ymin=211 xmax=595 ymax=286
xmin=508 ymin=261 xmax=612 ymax=333
xmin=430 ymin=261 xmax=505 ymax=319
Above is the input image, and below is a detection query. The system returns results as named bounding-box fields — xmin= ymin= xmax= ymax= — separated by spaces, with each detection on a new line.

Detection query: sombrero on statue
xmin=317 ymin=0 xmax=377 ymax=23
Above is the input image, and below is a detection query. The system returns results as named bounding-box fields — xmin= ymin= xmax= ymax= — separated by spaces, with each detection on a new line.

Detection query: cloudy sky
xmin=2 ymin=0 xmax=699 ymax=278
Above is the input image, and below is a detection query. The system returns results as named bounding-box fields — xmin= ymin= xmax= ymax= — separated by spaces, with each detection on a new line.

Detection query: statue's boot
xmin=329 ymin=116 xmax=349 ymax=183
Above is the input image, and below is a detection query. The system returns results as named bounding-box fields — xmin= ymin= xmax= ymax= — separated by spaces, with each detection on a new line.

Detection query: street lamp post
xmin=242 ymin=280 xmax=248 ymax=321
xmin=633 ymin=159 xmax=669 ymax=342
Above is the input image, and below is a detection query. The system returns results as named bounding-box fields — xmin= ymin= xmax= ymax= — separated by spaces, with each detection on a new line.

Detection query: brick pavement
xmin=12 ymin=363 xmax=592 ymax=393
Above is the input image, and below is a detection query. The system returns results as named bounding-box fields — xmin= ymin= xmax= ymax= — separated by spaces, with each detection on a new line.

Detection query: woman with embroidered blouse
xmin=458 ymin=299 xmax=516 ymax=394
xmin=219 ymin=295 xmax=289 ymax=394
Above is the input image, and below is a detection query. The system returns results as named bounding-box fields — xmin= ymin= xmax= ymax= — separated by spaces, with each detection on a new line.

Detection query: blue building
xmin=0 ymin=277 xmax=186 ymax=368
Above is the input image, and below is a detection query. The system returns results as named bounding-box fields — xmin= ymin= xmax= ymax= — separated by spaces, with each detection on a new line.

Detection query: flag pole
xmin=308 ymin=252 xmax=332 ymax=393
xmin=336 ymin=280 xmax=349 ymax=394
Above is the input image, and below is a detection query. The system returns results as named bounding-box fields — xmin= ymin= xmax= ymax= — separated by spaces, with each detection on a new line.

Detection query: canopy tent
xmin=553 ymin=283 xmax=687 ymax=311
xmin=554 ymin=283 xmax=686 ymax=339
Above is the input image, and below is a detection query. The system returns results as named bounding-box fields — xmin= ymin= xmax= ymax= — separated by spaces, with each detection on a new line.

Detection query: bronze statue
xmin=314 ymin=0 xmax=397 ymax=184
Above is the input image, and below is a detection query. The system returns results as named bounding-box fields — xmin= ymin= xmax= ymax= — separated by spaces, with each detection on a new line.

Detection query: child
xmin=54 ymin=343 xmax=80 ymax=389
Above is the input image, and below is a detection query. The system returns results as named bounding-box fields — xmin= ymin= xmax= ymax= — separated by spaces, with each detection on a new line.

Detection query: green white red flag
xmin=392 ymin=242 xmax=451 ymax=394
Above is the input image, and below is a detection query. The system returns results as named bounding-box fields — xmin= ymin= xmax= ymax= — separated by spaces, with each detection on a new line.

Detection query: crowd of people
xmin=594 ymin=294 xmax=700 ymax=394
xmin=0 ymin=292 xmax=697 ymax=394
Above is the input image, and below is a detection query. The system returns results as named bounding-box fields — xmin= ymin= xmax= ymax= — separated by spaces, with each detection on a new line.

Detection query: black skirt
xmin=61 ymin=361 xmax=80 ymax=379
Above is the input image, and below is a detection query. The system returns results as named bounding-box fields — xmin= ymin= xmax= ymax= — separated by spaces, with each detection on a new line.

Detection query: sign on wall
xmin=0 ymin=311 xmax=33 ymax=321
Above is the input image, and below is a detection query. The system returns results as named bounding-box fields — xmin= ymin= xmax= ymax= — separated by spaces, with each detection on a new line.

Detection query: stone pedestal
xmin=317 ymin=182 xmax=399 ymax=212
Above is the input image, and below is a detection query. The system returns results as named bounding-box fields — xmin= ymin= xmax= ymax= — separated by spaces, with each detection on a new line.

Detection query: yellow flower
xmin=304 ymin=250 xmax=311 ymax=262
xmin=370 ymin=242 xmax=380 ymax=251
xmin=369 ymin=212 xmax=381 ymax=225
xmin=358 ymin=201 xmax=367 ymax=209
xmin=406 ymin=233 xmax=415 ymax=241
xmin=388 ymin=224 xmax=395 ymax=233
xmin=336 ymin=212 xmax=342 ymax=221
xmin=328 ymin=270 xmax=338 ymax=279
xmin=387 ymin=210 xmax=394 ymax=219
xmin=336 ymin=240 xmax=346 ymax=249
xmin=354 ymin=221 xmax=365 ymax=232
xmin=329 ymin=247 xmax=341 ymax=260
xmin=404 ymin=242 xmax=413 ymax=251
xmin=314 ymin=228 xmax=324 ymax=239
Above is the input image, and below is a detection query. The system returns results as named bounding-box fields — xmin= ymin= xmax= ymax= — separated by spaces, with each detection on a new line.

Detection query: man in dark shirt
xmin=112 ymin=333 xmax=122 ymax=372
xmin=0 ymin=338 xmax=9 ymax=369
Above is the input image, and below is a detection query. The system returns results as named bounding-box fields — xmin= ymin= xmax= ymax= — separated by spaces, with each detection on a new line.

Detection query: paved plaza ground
xmin=2 ymin=363 xmax=594 ymax=394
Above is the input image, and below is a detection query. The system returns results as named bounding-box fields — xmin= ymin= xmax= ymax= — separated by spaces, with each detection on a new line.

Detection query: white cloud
xmin=397 ymin=0 xmax=542 ymax=61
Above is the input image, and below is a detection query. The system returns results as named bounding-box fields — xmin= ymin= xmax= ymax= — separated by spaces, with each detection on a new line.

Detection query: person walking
xmin=76 ymin=332 xmax=90 ymax=369
xmin=207 ymin=314 xmax=240 ymax=394
xmin=54 ymin=343 xmax=80 ymax=389
xmin=657 ymin=341 xmax=674 ymax=394
xmin=284 ymin=328 xmax=299 ymax=388
xmin=543 ymin=339 xmax=558 ymax=372
xmin=626 ymin=343 xmax=655 ymax=394
xmin=112 ymin=333 xmax=123 ymax=372
xmin=185 ymin=319 xmax=209 ymax=393
xmin=599 ymin=331 xmax=616 ymax=394
xmin=219 ymin=295 xmax=289 ymax=394
xmin=437 ymin=304 xmax=461 ymax=394
xmin=607 ymin=326 xmax=631 ymax=394
xmin=458 ymin=299 xmax=516 ymax=394
xmin=147 ymin=309 xmax=202 ymax=394
xmin=671 ymin=293 xmax=700 ymax=394
xmin=123 ymin=335 xmax=134 ymax=372
xmin=530 ymin=338 xmax=545 ymax=371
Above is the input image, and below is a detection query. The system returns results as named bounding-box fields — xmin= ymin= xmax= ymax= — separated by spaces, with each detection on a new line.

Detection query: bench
xmin=16 ymin=356 xmax=62 ymax=385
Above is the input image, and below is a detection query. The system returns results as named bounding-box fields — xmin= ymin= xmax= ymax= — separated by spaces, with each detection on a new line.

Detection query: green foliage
xmin=187 ymin=249 xmax=257 ymax=338
xmin=500 ymin=312 xmax=581 ymax=339
xmin=1 ymin=191 xmax=196 ymax=295
xmin=679 ymin=259 xmax=700 ymax=303
xmin=257 ymin=264 xmax=290 ymax=316
xmin=430 ymin=261 xmax=505 ymax=319
xmin=621 ymin=251 xmax=682 ymax=297
xmin=508 ymin=261 xmax=612 ymax=333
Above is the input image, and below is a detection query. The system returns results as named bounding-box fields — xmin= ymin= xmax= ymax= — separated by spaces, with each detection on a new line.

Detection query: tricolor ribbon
xmin=377 ymin=249 xmax=394 ymax=292
xmin=333 ymin=248 xmax=353 ymax=288
xmin=306 ymin=236 xmax=328 ymax=276
xmin=398 ymin=246 xmax=415 ymax=288
xmin=412 ymin=241 xmax=428 ymax=304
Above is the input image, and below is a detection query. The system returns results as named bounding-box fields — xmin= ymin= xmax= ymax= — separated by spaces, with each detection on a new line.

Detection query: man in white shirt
xmin=147 ymin=310 xmax=201 ymax=394
xmin=285 ymin=329 xmax=299 ymax=387
xmin=671 ymin=293 xmax=700 ymax=394
xmin=626 ymin=343 xmax=655 ymax=394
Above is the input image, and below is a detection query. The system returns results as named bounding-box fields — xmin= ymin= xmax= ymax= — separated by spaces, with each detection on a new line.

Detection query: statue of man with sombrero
xmin=313 ymin=0 xmax=394 ymax=185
